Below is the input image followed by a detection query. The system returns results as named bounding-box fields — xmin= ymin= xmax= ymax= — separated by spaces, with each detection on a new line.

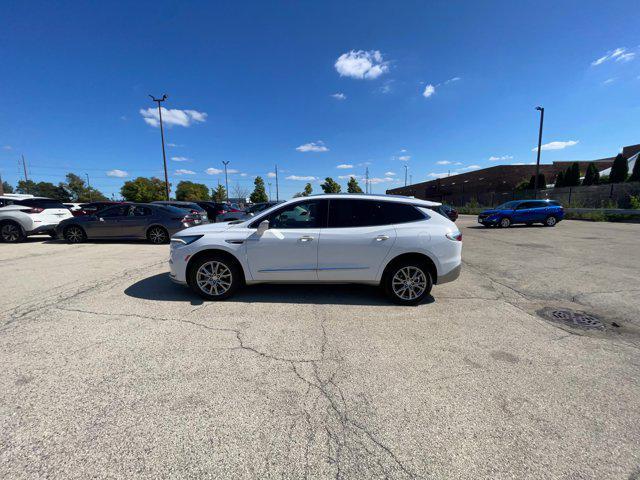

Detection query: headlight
xmin=170 ymin=234 xmax=203 ymax=245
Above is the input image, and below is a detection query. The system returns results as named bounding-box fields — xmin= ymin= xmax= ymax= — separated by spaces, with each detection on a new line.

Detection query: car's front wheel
xmin=0 ymin=221 xmax=25 ymax=243
xmin=499 ymin=217 xmax=511 ymax=228
xmin=384 ymin=262 xmax=433 ymax=305
xmin=188 ymin=254 xmax=242 ymax=300
xmin=544 ymin=215 xmax=557 ymax=227
xmin=64 ymin=225 xmax=86 ymax=243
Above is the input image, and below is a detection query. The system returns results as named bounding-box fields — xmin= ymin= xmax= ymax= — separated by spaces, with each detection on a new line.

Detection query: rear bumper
xmin=437 ymin=263 xmax=461 ymax=284
xmin=28 ymin=224 xmax=59 ymax=235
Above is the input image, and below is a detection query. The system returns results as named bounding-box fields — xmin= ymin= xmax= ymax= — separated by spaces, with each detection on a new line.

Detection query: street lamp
xmin=149 ymin=94 xmax=170 ymax=200
xmin=534 ymin=106 xmax=545 ymax=198
xmin=222 ymin=161 xmax=230 ymax=202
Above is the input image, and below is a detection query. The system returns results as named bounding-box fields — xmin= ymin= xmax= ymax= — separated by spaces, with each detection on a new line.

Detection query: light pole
xmin=222 ymin=161 xmax=230 ymax=202
xmin=275 ymin=164 xmax=279 ymax=201
xmin=149 ymin=94 xmax=170 ymax=200
xmin=268 ymin=182 xmax=272 ymax=200
xmin=404 ymin=164 xmax=409 ymax=186
xmin=534 ymin=106 xmax=545 ymax=198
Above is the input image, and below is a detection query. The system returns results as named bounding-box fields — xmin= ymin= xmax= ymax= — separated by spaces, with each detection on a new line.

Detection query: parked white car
xmin=169 ymin=194 xmax=462 ymax=305
xmin=0 ymin=194 xmax=73 ymax=242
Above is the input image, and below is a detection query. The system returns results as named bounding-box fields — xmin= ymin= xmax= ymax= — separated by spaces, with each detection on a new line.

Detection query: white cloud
xmin=296 ymin=141 xmax=329 ymax=152
xmin=488 ymin=155 xmax=513 ymax=162
xmin=603 ymin=77 xmax=616 ymax=85
xmin=139 ymin=107 xmax=208 ymax=128
xmin=357 ymin=161 xmax=372 ymax=166
xmin=427 ymin=172 xmax=449 ymax=178
xmin=167 ymin=143 xmax=183 ymax=147
xmin=422 ymin=84 xmax=436 ymax=98
xmin=334 ymin=50 xmax=389 ymax=80
xmin=226 ymin=169 xmax=239 ymax=174
xmin=463 ymin=164 xmax=481 ymax=170
xmin=369 ymin=177 xmax=395 ymax=184
xmin=205 ymin=168 xmax=223 ymax=175
xmin=336 ymin=164 xmax=353 ymax=169
xmin=591 ymin=47 xmax=634 ymax=66
xmin=436 ymin=160 xmax=452 ymax=165
xmin=396 ymin=155 xmax=411 ymax=162
xmin=385 ymin=171 xmax=396 ymax=176
xmin=532 ymin=140 xmax=579 ymax=152
xmin=171 ymin=156 xmax=190 ymax=162
xmin=2 ymin=145 xmax=12 ymax=150
xmin=444 ymin=77 xmax=461 ymax=84
xmin=175 ymin=169 xmax=195 ymax=175
xmin=338 ymin=174 xmax=360 ymax=180
xmin=240 ymin=173 xmax=248 ymax=177
xmin=331 ymin=93 xmax=347 ymax=100
xmin=267 ymin=172 xmax=277 ymax=178
xmin=286 ymin=175 xmax=318 ymax=181
xmin=106 ymin=169 xmax=128 ymax=178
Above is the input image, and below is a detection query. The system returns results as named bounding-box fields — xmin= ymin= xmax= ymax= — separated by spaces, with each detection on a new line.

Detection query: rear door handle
xmin=375 ymin=235 xmax=390 ymax=242
xmin=300 ymin=235 xmax=314 ymax=242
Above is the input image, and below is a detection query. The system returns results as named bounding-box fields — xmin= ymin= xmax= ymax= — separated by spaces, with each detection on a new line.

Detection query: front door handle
xmin=300 ymin=235 xmax=314 ymax=242
xmin=375 ymin=235 xmax=390 ymax=242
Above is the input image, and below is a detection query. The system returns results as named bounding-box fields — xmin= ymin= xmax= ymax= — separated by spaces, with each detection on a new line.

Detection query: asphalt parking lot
xmin=1 ymin=216 xmax=639 ymax=479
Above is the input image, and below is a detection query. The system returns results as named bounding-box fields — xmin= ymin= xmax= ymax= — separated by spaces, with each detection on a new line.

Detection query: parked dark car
xmin=151 ymin=201 xmax=209 ymax=223
xmin=429 ymin=204 xmax=458 ymax=222
xmin=56 ymin=203 xmax=201 ymax=244
xmin=194 ymin=201 xmax=241 ymax=222
xmin=478 ymin=199 xmax=564 ymax=228
xmin=216 ymin=201 xmax=283 ymax=222
xmin=73 ymin=201 xmax=130 ymax=217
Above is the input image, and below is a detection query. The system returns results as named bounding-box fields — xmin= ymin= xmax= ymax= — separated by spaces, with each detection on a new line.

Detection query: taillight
xmin=26 ymin=207 xmax=44 ymax=214
xmin=182 ymin=216 xmax=196 ymax=223
xmin=216 ymin=209 xmax=227 ymax=215
xmin=445 ymin=231 xmax=462 ymax=241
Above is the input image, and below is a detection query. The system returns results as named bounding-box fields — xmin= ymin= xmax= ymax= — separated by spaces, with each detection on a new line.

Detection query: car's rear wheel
xmin=0 ymin=221 xmax=25 ymax=243
xmin=147 ymin=226 xmax=169 ymax=244
xmin=384 ymin=262 xmax=433 ymax=306
xmin=64 ymin=225 xmax=86 ymax=243
xmin=188 ymin=254 xmax=241 ymax=300
xmin=544 ymin=215 xmax=557 ymax=227
xmin=499 ymin=217 xmax=511 ymax=228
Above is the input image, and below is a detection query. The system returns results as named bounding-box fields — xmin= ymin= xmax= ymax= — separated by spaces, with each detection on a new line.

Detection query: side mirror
xmin=257 ymin=220 xmax=269 ymax=235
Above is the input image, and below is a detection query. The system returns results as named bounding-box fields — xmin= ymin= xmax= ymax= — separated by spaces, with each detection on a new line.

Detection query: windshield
xmin=495 ymin=201 xmax=520 ymax=210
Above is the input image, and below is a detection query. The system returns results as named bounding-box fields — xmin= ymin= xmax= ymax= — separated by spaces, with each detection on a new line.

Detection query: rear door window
xmin=130 ymin=206 xmax=151 ymax=216
xmin=100 ymin=205 xmax=129 ymax=217
xmin=15 ymin=198 xmax=66 ymax=209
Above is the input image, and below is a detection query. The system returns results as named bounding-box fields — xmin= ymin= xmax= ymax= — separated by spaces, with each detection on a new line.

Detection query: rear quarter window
xmin=15 ymin=199 xmax=66 ymax=209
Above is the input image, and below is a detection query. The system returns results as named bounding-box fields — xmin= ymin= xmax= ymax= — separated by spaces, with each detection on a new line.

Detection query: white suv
xmin=0 ymin=194 xmax=73 ymax=242
xmin=169 ymin=194 xmax=462 ymax=305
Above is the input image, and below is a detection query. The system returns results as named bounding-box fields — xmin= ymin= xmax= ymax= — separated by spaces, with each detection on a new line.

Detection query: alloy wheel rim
xmin=547 ymin=217 xmax=556 ymax=226
xmin=2 ymin=224 xmax=19 ymax=242
xmin=501 ymin=218 xmax=510 ymax=227
xmin=392 ymin=266 xmax=427 ymax=301
xmin=149 ymin=228 xmax=166 ymax=244
xmin=196 ymin=261 xmax=233 ymax=296
xmin=67 ymin=227 xmax=82 ymax=242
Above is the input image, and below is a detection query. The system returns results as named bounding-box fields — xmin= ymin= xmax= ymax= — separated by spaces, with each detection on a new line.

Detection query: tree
xmin=347 ymin=177 xmax=364 ymax=193
xmin=121 ymin=177 xmax=168 ymax=202
xmin=212 ymin=184 xmax=227 ymax=202
xmin=563 ymin=162 xmax=581 ymax=187
xmin=1 ymin=181 xmax=14 ymax=194
xmin=554 ymin=171 xmax=565 ymax=188
xmin=303 ymin=183 xmax=313 ymax=196
xmin=34 ymin=182 xmax=70 ymax=201
xmin=527 ymin=173 xmax=546 ymax=190
xmin=320 ymin=177 xmax=341 ymax=193
xmin=61 ymin=173 xmax=107 ymax=202
xmin=250 ymin=176 xmax=268 ymax=203
xmin=16 ymin=179 xmax=37 ymax=194
xmin=609 ymin=153 xmax=629 ymax=183
xmin=232 ymin=183 xmax=250 ymax=202
xmin=627 ymin=156 xmax=640 ymax=182
xmin=175 ymin=181 xmax=209 ymax=201
xmin=515 ymin=179 xmax=530 ymax=192
xmin=582 ymin=162 xmax=600 ymax=186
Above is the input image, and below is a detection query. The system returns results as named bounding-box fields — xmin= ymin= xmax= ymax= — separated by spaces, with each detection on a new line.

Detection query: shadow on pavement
xmin=125 ymin=272 xmax=434 ymax=306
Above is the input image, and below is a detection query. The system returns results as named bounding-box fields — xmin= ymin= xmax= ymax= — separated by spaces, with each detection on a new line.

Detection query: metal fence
xmin=441 ymin=181 xmax=640 ymax=208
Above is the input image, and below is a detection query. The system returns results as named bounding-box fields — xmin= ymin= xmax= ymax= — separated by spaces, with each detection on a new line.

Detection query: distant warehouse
xmin=386 ymin=143 xmax=640 ymax=205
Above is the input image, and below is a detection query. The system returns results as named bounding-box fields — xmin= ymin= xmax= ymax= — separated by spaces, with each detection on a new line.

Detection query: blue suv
xmin=478 ymin=200 xmax=564 ymax=228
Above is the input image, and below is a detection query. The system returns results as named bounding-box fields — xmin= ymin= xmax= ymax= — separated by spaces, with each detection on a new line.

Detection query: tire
xmin=147 ymin=226 xmax=169 ymax=244
xmin=544 ymin=215 xmax=557 ymax=227
xmin=384 ymin=261 xmax=433 ymax=306
xmin=188 ymin=253 xmax=242 ymax=300
xmin=499 ymin=217 xmax=511 ymax=228
xmin=0 ymin=221 xmax=26 ymax=243
xmin=64 ymin=225 xmax=86 ymax=243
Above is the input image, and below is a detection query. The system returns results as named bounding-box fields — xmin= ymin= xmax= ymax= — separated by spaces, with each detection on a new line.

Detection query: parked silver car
xmin=216 ymin=201 xmax=283 ymax=222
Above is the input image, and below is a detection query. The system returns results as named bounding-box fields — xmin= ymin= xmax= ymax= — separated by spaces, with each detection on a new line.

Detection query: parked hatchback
xmin=478 ymin=199 xmax=564 ymax=228
xmin=152 ymin=201 xmax=209 ymax=223
xmin=0 ymin=195 xmax=72 ymax=241
xmin=169 ymin=194 xmax=462 ymax=305
xmin=57 ymin=203 xmax=201 ymax=244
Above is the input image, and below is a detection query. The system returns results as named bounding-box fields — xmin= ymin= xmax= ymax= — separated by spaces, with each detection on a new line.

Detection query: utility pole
xmin=222 ymin=161 xmax=230 ymax=202
xmin=404 ymin=164 xmax=409 ymax=186
xmin=268 ymin=182 xmax=272 ymax=200
xmin=149 ymin=94 xmax=170 ymax=200
xmin=275 ymin=164 xmax=279 ymax=201
xmin=534 ymin=106 xmax=545 ymax=199
xmin=0 ymin=172 xmax=4 ymax=195
xmin=20 ymin=155 xmax=29 ymax=193
xmin=85 ymin=173 xmax=92 ymax=202
xmin=365 ymin=167 xmax=369 ymax=194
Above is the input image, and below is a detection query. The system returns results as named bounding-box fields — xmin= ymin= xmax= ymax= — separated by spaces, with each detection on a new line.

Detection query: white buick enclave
xmin=169 ymin=194 xmax=461 ymax=305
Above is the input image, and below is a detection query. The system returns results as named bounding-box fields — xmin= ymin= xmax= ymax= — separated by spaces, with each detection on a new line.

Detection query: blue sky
xmin=1 ymin=0 xmax=639 ymax=199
